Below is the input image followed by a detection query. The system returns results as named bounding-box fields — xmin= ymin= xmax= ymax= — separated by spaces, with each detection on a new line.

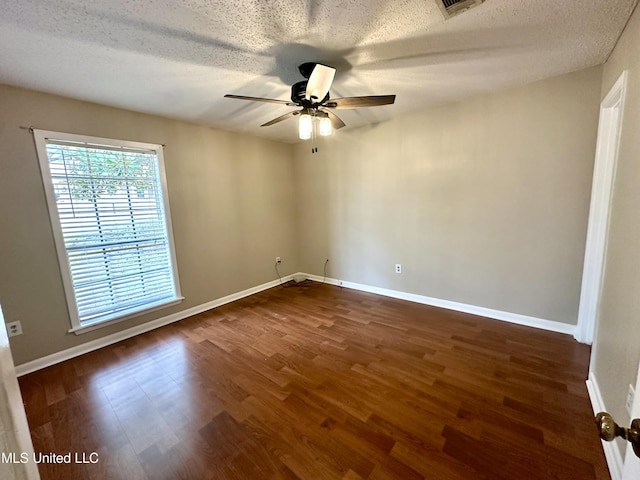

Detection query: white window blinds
xmin=35 ymin=131 xmax=181 ymax=330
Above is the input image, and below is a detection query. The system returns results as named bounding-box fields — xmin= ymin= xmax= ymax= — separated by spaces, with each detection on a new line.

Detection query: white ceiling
xmin=0 ymin=0 xmax=637 ymax=143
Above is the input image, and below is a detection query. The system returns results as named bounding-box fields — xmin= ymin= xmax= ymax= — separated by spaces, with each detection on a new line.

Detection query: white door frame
xmin=575 ymin=70 xmax=627 ymax=345
xmin=622 ymin=363 xmax=640 ymax=479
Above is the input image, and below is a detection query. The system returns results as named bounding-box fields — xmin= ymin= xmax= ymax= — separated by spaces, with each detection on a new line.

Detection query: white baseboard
xmin=305 ymin=274 xmax=577 ymax=336
xmin=587 ymin=371 xmax=622 ymax=479
xmin=16 ymin=272 xmax=577 ymax=376
xmin=14 ymin=274 xmax=295 ymax=376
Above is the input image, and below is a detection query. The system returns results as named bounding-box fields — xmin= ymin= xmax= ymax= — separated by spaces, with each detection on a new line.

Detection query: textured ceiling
xmin=0 ymin=0 xmax=637 ymax=143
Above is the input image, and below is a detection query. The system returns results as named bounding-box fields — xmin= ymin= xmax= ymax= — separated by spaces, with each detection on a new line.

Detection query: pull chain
xmin=311 ymin=112 xmax=318 ymax=154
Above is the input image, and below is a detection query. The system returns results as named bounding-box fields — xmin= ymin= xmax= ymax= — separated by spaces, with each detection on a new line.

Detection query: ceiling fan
xmin=224 ymin=62 xmax=396 ymax=141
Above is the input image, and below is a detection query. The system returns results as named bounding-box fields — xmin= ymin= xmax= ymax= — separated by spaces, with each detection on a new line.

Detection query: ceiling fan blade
xmin=305 ymin=64 xmax=336 ymax=103
xmin=224 ymin=94 xmax=295 ymax=106
xmin=260 ymin=110 xmax=300 ymax=127
xmin=325 ymin=95 xmax=396 ymax=109
xmin=324 ymin=110 xmax=346 ymax=129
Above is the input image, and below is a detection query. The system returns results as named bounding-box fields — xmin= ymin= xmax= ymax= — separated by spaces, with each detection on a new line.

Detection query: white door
xmin=0 ymin=306 xmax=40 ymax=479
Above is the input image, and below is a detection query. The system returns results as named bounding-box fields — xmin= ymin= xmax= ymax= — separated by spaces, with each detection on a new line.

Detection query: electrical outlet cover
xmin=6 ymin=320 xmax=22 ymax=337
xmin=627 ymin=384 xmax=635 ymax=415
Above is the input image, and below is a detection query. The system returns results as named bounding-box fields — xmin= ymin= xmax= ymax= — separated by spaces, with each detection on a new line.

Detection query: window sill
xmin=68 ymin=297 xmax=184 ymax=335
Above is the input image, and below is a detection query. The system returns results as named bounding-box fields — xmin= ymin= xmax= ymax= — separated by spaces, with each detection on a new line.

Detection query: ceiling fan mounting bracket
xmin=298 ymin=62 xmax=319 ymax=79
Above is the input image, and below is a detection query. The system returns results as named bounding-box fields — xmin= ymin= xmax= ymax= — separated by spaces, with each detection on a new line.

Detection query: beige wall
xmin=592 ymin=5 xmax=640 ymax=434
xmin=294 ymin=66 xmax=602 ymax=325
xmin=0 ymin=85 xmax=299 ymax=365
xmin=0 ymin=63 xmax=606 ymax=367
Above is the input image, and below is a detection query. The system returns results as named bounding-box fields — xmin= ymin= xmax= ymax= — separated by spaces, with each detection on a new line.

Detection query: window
xmin=34 ymin=130 xmax=182 ymax=333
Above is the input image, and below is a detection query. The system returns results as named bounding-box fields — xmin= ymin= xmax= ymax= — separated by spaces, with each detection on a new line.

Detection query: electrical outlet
xmin=275 ymin=256 xmax=281 ymax=264
xmin=6 ymin=320 xmax=22 ymax=337
xmin=395 ymin=264 xmax=402 ymax=273
xmin=627 ymin=384 xmax=635 ymax=415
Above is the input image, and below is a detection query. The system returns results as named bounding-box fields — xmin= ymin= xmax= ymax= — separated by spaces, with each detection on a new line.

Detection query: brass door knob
xmin=595 ymin=412 xmax=640 ymax=458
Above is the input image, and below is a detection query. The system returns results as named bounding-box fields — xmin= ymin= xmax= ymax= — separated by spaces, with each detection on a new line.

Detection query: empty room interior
xmin=3 ymin=0 xmax=640 ymax=478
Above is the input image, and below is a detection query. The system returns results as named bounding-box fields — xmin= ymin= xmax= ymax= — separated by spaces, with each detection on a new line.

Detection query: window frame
xmin=33 ymin=130 xmax=183 ymax=335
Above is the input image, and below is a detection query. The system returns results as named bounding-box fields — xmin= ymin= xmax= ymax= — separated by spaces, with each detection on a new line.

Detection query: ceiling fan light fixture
xmin=319 ymin=116 xmax=332 ymax=136
xmin=299 ymin=113 xmax=312 ymax=140
xmin=225 ymin=62 xmax=396 ymax=140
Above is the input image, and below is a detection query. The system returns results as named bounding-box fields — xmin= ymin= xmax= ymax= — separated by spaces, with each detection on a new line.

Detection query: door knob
xmin=595 ymin=412 xmax=640 ymax=458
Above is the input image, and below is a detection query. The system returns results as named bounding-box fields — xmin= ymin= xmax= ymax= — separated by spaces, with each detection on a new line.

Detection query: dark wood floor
xmin=19 ymin=281 xmax=610 ymax=479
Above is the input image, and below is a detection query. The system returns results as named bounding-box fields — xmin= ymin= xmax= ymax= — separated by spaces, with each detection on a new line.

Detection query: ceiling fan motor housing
xmin=291 ymin=81 xmax=329 ymax=107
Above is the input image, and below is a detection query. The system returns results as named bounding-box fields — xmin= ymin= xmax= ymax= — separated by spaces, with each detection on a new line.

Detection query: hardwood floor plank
xmin=390 ymin=439 xmax=480 ymax=480
xmin=19 ymin=282 xmax=609 ymax=479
